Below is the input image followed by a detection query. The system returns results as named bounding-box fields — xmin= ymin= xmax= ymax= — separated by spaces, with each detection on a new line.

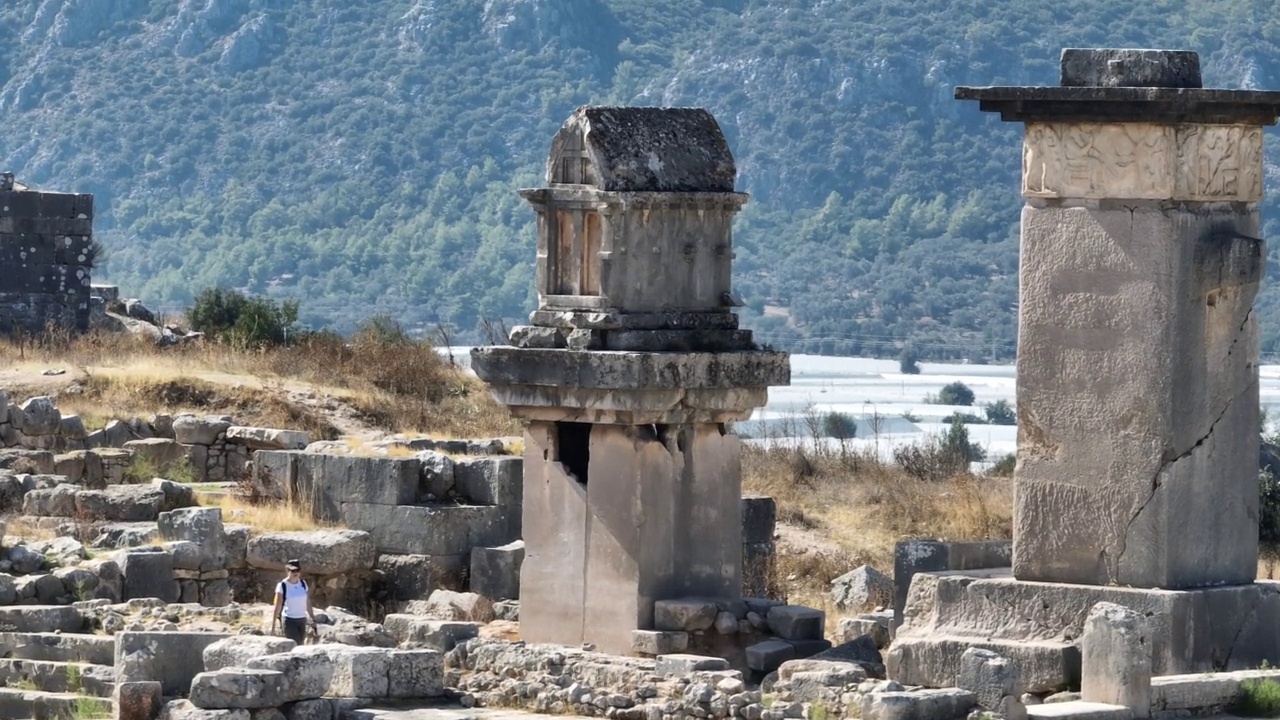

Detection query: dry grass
xmin=0 ymin=327 xmax=518 ymax=439
xmin=1 ymin=515 xmax=58 ymax=541
xmin=201 ymin=493 xmax=337 ymax=533
xmin=743 ymin=431 xmax=1013 ymax=606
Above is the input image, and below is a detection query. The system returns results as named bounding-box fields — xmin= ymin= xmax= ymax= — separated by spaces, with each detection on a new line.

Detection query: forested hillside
xmin=4 ymin=0 xmax=1280 ymax=359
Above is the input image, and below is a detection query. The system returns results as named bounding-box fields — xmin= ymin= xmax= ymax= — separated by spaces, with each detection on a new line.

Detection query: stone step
xmin=0 ymin=605 xmax=85 ymax=633
xmin=1150 ymin=668 xmax=1280 ymax=715
xmin=1027 ymin=701 xmax=1134 ymax=720
xmin=0 ymin=658 xmax=116 ymax=697
xmin=0 ymin=631 xmax=115 ymax=664
xmin=0 ymin=687 xmax=112 ymax=720
xmin=888 ymin=635 xmax=1080 ymax=693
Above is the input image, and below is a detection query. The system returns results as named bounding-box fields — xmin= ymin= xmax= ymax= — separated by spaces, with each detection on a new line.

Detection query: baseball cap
xmin=285 ymin=560 xmax=301 ymax=571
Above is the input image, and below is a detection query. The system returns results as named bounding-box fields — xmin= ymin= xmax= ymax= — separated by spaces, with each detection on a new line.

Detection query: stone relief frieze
xmin=1022 ymin=122 xmax=1263 ymax=202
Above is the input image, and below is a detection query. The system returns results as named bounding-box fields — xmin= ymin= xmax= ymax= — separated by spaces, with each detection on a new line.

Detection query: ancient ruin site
xmin=4 ymin=46 xmax=1280 ymax=720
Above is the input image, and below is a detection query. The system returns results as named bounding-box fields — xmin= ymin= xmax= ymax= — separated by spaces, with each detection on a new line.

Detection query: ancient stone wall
xmin=0 ymin=181 xmax=95 ymax=336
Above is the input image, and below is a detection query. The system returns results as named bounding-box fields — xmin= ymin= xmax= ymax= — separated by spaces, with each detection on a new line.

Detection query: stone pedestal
xmin=888 ymin=47 xmax=1280 ymax=692
xmin=956 ymin=49 xmax=1280 ymax=590
xmin=472 ymin=106 xmax=790 ymax=655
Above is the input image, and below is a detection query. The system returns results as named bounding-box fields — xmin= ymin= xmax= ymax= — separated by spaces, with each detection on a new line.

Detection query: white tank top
xmin=278 ymin=578 xmax=309 ymax=619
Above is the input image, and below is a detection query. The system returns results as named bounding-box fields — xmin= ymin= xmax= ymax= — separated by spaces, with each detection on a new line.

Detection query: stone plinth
xmin=957 ymin=48 xmax=1280 ymax=590
xmin=890 ymin=570 xmax=1280 ymax=692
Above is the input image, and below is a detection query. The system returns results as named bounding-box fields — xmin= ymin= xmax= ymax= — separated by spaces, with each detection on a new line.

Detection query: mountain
xmin=4 ymin=0 xmax=1280 ymax=361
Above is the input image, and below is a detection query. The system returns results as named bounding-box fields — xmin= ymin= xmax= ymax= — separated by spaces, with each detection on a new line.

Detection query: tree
xmin=187 ymin=287 xmax=299 ymax=349
xmin=943 ymin=415 xmax=986 ymax=463
xmin=938 ymin=381 xmax=975 ymax=406
xmin=822 ymin=411 xmax=858 ymax=440
xmin=984 ymin=399 xmax=1016 ymax=425
xmin=899 ymin=347 xmax=921 ymax=375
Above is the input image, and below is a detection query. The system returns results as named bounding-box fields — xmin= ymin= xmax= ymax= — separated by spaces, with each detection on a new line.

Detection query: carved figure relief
xmin=1023 ymin=123 xmax=1263 ymax=202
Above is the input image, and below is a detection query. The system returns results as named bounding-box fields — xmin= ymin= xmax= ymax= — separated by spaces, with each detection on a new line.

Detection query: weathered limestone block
xmin=469 ymin=540 xmax=524 ymax=601
xmin=831 ymin=565 xmax=893 ymax=611
xmin=768 ymin=605 xmax=824 ymax=640
xmin=123 ymin=438 xmax=187 ymax=467
xmin=655 ymin=599 xmax=719 ymax=632
xmin=117 ymin=631 xmax=233 ymax=696
xmin=387 ymin=649 xmax=444 ymax=698
xmin=1015 ymin=205 xmax=1261 ymax=589
xmin=114 ymin=680 xmax=163 ymax=720
xmin=326 ymin=645 xmax=391 ymax=697
xmin=453 ymin=455 xmax=522 ymax=506
xmin=189 ymin=668 xmax=289 ymax=709
xmin=1060 ymin=48 xmax=1202 ymax=89
xmin=339 ymin=503 xmax=516 ymax=556
xmin=631 ymin=630 xmax=688 ymax=655
xmin=383 ymin=615 xmax=480 ymax=651
xmin=225 ymin=427 xmax=310 ymax=450
xmin=173 ymin=415 xmax=232 ymax=446
xmin=158 ymin=507 xmax=227 ymax=570
xmin=118 ymin=548 xmax=178 ymax=602
xmin=203 ymin=636 xmax=297 ymax=672
xmin=957 ymin=648 xmax=1027 ymax=720
xmin=20 ymin=397 xmax=62 ymax=436
xmin=376 ymin=548 xmax=437 ymax=599
xmin=245 ymin=647 xmax=335 ymax=700
xmin=158 ymin=699 xmax=250 ymax=720
xmin=861 ymin=689 xmax=977 ymax=720
xmin=22 ymin=482 xmax=80 ymax=516
xmin=248 ymin=450 xmax=297 ymax=501
xmin=419 ymin=452 xmax=454 ymax=499
xmin=76 ymin=484 xmax=166 ymax=521
xmin=281 ymin=699 xmax=330 ymax=720
xmin=1082 ymin=602 xmax=1151 ymax=717
xmin=245 ymin=530 xmax=375 ymax=575
xmin=294 ymin=454 xmax=419 ymax=519
xmin=655 ymin=654 xmax=729 ymax=677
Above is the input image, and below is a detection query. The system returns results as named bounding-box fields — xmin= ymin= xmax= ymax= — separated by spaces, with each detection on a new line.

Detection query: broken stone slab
xmin=225 ymin=427 xmax=311 ymax=451
xmin=75 ymin=484 xmax=167 ymax=522
xmin=741 ymin=495 xmax=776 ymax=544
xmin=469 ymin=540 xmax=523 ymax=601
xmin=122 ymin=438 xmax=187 ymax=467
xmin=1150 ymin=668 xmax=1280 ymax=715
xmin=888 ymin=635 xmax=1079 ymax=694
xmin=158 ymin=699 xmax=250 ymax=719
xmin=21 ymin=483 xmax=80 ymax=517
xmin=294 ymin=455 xmax=420 ymax=518
xmin=20 ymin=397 xmax=61 ymax=436
xmin=655 ymin=654 xmax=730 ymax=677
xmin=245 ymin=529 xmax=376 ymax=575
xmin=1027 ymin=701 xmax=1135 ymax=720
xmin=831 ymin=565 xmax=893 ymax=611
xmin=415 ymin=590 xmax=494 ymax=623
xmin=114 ymin=680 xmax=163 ymax=720
xmin=386 ymin=649 xmax=444 ymax=698
xmin=117 ymin=631 xmax=233 ymax=697
xmin=244 ymin=647 xmax=335 ymax=700
xmin=777 ymin=658 xmax=868 ymax=686
xmin=118 ymin=547 xmax=178 ymax=602
xmin=1060 ymin=48 xmax=1201 ymax=89
xmin=810 ymin=636 xmax=886 ymax=679
xmin=746 ymin=639 xmax=796 ymax=673
xmin=338 ymin=502 xmax=516 ymax=556
xmin=766 ymin=605 xmax=824 ymax=641
xmin=0 ymin=605 xmax=83 ymax=633
xmin=453 ymin=455 xmax=522 ymax=506
xmin=860 ymin=688 xmax=977 ymax=720
xmin=1081 ymin=603 xmax=1151 ymax=717
xmin=325 ymin=644 xmax=391 ymax=697
xmin=158 ymin=507 xmax=227 ymax=571
xmin=172 ymin=415 xmax=233 ymax=446
xmin=382 ymin=615 xmax=480 ymax=651
xmin=0 ymin=631 xmax=115 ymax=664
xmin=189 ymin=668 xmax=289 ymax=709
xmin=838 ymin=616 xmax=892 ymax=649
xmin=654 ymin=599 xmax=719 ymax=632
xmin=631 ymin=630 xmax=688 ymax=656
xmin=203 ymin=635 xmax=297 ymax=672
xmin=957 ymin=647 xmax=1027 ymax=720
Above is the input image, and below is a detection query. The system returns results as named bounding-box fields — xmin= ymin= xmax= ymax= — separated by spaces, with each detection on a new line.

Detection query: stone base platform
xmin=889 ymin=569 xmax=1280 ymax=692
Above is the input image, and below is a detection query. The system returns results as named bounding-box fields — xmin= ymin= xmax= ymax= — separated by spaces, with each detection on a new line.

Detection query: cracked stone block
xmin=1015 ymin=205 xmax=1261 ymax=589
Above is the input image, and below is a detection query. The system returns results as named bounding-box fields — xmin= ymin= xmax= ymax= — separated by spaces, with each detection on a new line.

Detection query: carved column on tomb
xmin=471 ymin=106 xmax=790 ymax=654
xmin=958 ymin=49 xmax=1280 ymax=589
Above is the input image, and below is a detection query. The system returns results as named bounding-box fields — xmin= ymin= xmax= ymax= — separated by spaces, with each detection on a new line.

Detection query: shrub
xmin=984 ymin=399 xmax=1016 ymax=425
xmin=187 ymin=287 xmax=300 ymax=349
xmin=822 ymin=411 xmax=858 ymax=440
xmin=989 ymin=453 xmax=1016 ymax=477
xmin=899 ymin=347 xmax=921 ymax=375
xmin=1234 ymin=678 xmax=1280 ymax=717
xmin=937 ymin=381 xmax=975 ymax=406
